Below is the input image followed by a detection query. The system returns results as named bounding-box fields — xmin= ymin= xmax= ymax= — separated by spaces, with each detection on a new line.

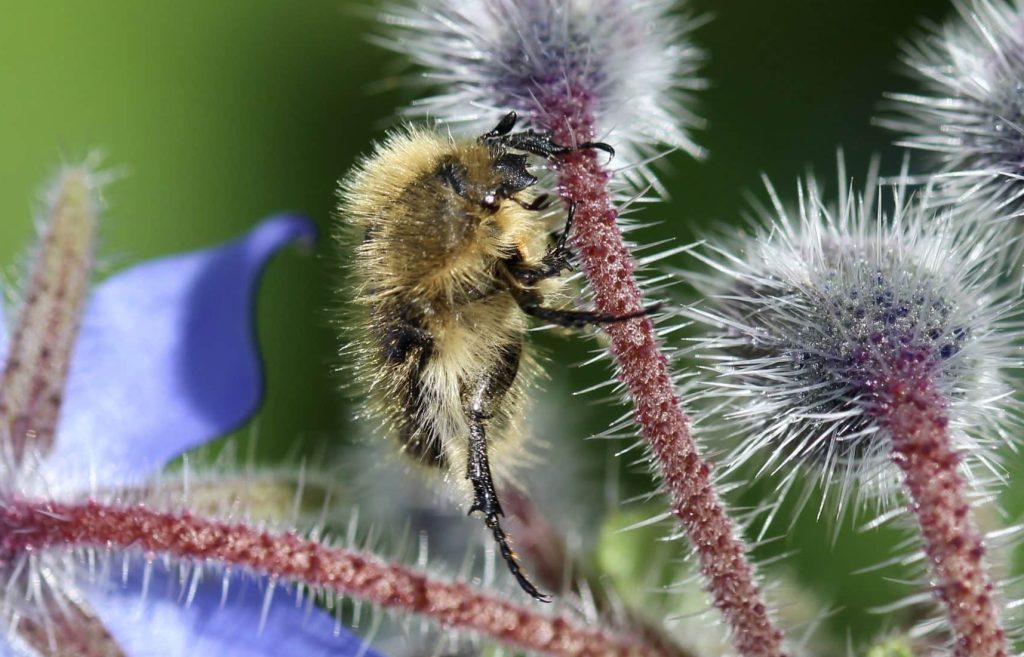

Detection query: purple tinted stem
xmin=877 ymin=359 xmax=1006 ymax=657
xmin=0 ymin=498 xmax=686 ymax=657
xmin=537 ymin=91 xmax=787 ymax=657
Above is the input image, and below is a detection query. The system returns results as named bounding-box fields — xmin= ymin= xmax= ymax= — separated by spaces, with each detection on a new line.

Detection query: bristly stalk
xmin=685 ymin=167 xmax=1019 ymax=657
xmin=379 ymin=1 xmax=787 ymax=654
xmin=502 ymin=488 xmax=695 ymax=657
xmin=873 ymin=353 xmax=1005 ymax=657
xmin=0 ymin=166 xmax=99 ymax=465
xmin=0 ymin=164 xmax=125 ymax=657
xmin=547 ymin=106 xmax=786 ymax=657
xmin=0 ymin=497 xmax=685 ymax=657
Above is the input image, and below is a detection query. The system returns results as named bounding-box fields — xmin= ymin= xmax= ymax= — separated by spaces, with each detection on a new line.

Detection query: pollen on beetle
xmin=683 ymin=163 xmax=1022 ymax=519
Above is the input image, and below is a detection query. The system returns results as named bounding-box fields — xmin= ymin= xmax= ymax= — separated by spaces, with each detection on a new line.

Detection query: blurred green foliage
xmin=1 ymin=0 xmax=994 ymax=651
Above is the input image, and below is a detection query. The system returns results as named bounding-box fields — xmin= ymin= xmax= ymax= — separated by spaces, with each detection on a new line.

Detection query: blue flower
xmin=0 ymin=174 xmax=386 ymax=657
xmin=24 ymin=215 xmax=315 ymax=492
xmin=85 ymin=561 xmax=384 ymax=657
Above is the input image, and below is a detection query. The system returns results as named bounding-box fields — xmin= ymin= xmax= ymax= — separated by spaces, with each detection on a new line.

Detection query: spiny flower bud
xmin=686 ymin=166 xmax=1021 ymax=656
xmin=380 ymin=0 xmax=706 ymax=188
xmin=883 ymin=0 xmax=1024 ymax=215
xmin=687 ymin=167 xmax=1020 ymax=512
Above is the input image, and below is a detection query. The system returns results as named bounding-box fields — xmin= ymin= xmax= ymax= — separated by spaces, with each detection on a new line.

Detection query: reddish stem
xmin=877 ymin=362 xmax=1006 ymax=657
xmin=535 ymin=93 xmax=787 ymax=657
xmin=503 ymin=489 xmax=694 ymax=657
xmin=0 ymin=498 xmax=680 ymax=657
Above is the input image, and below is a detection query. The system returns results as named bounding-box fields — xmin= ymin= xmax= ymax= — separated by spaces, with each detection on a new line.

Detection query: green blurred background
xmin=3 ymin=0 xmax=1005 ymax=652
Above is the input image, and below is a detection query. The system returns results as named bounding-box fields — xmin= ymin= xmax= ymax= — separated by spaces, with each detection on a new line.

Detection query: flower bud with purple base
xmin=686 ymin=167 xmax=1021 ymax=657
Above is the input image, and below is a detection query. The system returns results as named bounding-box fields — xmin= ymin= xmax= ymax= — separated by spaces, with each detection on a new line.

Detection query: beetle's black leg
xmin=520 ymin=302 xmax=660 ymax=328
xmin=488 ymin=132 xmax=570 ymax=159
xmin=461 ymin=347 xmax=549 ymax=602
xmin=504 ymin=202 xmax=575 ymax=285
xmin=466 ymin=413 xmax=549 ymax=602
xmin=510 ymin=287 xmax=661 ymax=328
xmin=495 ymin=131 xmax=614 ymax=160
xmin=554 ymin=200 xmax=575 ymax=252
xmin=482 ymin=111 xmax=519 ymax=140
xmin=479 ymin=111 xmax=569 ymax=158
xmin=505 ymin=253 xmax=571 ymax=286
xmin=480 ymin=112 xmax=615 ymax=161
xmin=512 ymin=194 xmax=552 ymax=212
xmin=578 ymin=141 xmax=615 ymax=158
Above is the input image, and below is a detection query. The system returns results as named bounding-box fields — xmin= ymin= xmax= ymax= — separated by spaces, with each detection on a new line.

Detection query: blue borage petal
xmin=39 ymin=214 xmax=316 ymax=492
xmin=85 ymin=562 xmax=387 ymax=657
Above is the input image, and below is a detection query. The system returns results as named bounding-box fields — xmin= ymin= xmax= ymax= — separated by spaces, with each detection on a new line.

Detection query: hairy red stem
xmin=503 ymin=489 xmax=694 ymax=657
xmin=878 ymin=363 xmax=1006 ymax=657
xmin=536 ymin=93 xmax=787 ymax=657
xmin=0 ymin=498 xmax=680 ymax=657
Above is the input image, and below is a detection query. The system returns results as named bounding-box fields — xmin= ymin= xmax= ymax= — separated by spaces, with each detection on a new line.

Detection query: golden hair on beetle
xmin=336 ymin=112 xmax=641 ymax=601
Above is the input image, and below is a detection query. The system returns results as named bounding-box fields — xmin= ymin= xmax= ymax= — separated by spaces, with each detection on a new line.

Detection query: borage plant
xmin=359 ymin=0 xmax=1024 ymax=655
xmin=0 ymin=165 xmax=385 ymax=657
xmin=684 ymin=165 xmax=1022 ymax=657
xmin=882 ymin=0 xmax=1024 ymax=216
xmin=0 ymin=165 xmax=693 ymax=657
xmin=6 ymin=1 xmax=1024 ymax=657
